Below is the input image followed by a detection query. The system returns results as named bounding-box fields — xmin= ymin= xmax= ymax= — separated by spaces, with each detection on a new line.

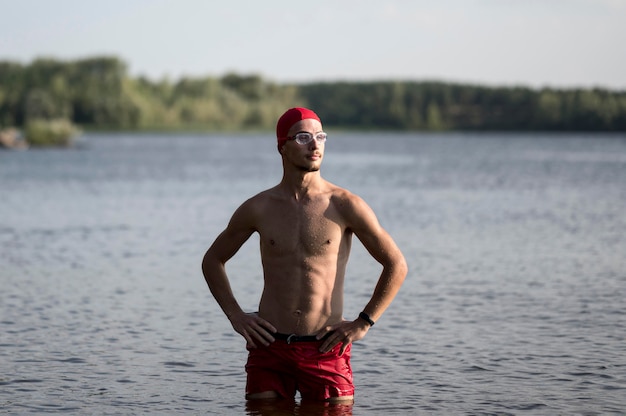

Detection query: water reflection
xmin=246 ymin=398 xmax=353 ymax=416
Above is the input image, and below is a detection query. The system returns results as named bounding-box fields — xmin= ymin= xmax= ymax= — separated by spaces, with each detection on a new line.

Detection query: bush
xmin=24 ymin=118 xmax=81 ymax=147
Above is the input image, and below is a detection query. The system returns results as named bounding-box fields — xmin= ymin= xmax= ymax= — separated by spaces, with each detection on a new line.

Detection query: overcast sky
xmin=2 ymin=0 xmax=625 ymax=89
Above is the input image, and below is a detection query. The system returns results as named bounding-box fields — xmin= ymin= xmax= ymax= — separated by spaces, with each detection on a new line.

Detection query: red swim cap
xmin=276 ymin=107 xmax=321 ymax=150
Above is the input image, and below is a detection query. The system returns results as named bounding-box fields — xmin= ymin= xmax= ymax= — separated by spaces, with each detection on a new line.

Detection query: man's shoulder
xmin=248 ymin=186 xmax=282 ymax=202
xmin=239 ymin=186 xmax=283 ymax=211
xmin=326 ymin=184 xmax=379 ymax=230
xmin=326 ymin=183 xmax=367 ymax=209
xmin=231 ymin=188 xmax=279 ymax=226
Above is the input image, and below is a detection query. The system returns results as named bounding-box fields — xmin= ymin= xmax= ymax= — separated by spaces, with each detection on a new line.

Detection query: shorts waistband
xmin=273 ymin=332 xmax=331 ymax=344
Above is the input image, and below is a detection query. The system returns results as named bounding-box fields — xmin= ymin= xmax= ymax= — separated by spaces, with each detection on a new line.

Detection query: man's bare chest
xmin=257 ymin=199 xmax=345 ymax=256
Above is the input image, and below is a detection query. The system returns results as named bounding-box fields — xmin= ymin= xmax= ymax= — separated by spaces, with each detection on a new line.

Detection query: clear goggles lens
xmin=291 ymin=132 xmax=327 ymax=145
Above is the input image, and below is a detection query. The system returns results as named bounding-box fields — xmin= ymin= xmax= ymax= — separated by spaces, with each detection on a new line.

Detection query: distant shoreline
xmin=2 ymin=56 xmax=625 ymax=133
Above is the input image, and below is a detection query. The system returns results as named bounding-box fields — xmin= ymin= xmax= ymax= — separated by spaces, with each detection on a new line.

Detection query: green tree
xmin=533 ymin=89 xmax=562 ymax=129
xmin=426 ymin=102 xmax=444 ymax=130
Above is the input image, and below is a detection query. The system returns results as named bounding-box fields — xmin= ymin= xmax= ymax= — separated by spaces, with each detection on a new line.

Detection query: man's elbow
xmin=381 ymin=252 xmax=407 ymax=281
xmin=392 ymin=253 xmax=408 ymax=284
xmin=201 ymin=249 xmax=220 ymax=278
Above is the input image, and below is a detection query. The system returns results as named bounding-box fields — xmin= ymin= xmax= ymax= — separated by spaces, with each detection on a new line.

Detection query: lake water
xmin=1 ymin=131 xmax=625 ymax=415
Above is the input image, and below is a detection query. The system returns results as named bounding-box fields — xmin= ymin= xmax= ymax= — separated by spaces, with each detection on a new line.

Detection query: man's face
xmin=281 ymin=118 xmax=325 ymax=172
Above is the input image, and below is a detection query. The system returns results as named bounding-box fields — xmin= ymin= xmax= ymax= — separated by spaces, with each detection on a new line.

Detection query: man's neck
xmin=279 ymin=171 xmax=324 ymax=201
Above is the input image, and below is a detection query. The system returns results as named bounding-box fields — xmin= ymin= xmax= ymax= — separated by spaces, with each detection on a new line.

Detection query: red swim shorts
xmin=245 ymin=339 xmax=354 ymax=401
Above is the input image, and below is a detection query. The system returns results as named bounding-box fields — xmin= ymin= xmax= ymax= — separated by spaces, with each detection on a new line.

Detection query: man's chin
xmin=299 ymin=165 xmax=321 ymax=173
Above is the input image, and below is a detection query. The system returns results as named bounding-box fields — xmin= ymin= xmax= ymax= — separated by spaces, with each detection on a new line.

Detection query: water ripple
xmin=1 ymin=133 xmax=625 ymax=414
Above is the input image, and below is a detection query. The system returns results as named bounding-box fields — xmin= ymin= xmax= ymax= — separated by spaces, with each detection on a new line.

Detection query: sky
xmin=2 ymin=0 xmax=625 ymax=90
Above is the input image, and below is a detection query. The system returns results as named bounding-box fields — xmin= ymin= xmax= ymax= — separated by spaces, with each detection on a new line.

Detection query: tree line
xmin=1 ymin=56 xmax=625 ymax=132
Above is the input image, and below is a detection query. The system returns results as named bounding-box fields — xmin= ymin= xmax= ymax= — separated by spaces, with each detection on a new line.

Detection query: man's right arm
xmin=201 ymin=201 xmax=277 ymax=347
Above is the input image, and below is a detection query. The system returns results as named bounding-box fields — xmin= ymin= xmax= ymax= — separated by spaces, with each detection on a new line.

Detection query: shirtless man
xmin=202 ymin=107 xmax=407 ymax=403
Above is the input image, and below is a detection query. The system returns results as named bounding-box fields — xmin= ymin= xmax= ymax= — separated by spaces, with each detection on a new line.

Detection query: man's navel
xmin=293 ymin=309 xmax=302 ymax=327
